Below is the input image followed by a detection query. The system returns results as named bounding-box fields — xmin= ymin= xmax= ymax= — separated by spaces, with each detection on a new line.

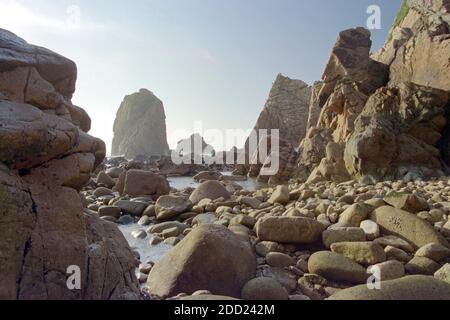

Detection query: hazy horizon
xmin=0 ymin=0 xmax=402 ymax=154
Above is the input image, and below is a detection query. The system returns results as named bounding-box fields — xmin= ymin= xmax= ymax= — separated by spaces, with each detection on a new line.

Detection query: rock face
xmin=235 ymin=74 xmax=311 ymax=182
xmin=344 ymin=82 xmax=450 ymax=182
xmin=250 ymin=74 xmax=312 ymax=147
xmin=294 ymin=27 xmax=388 ymax=182
xmin=0 ymin=29 xmax=140 ymax=300
xmin=373 ymin=0 xmax=450 ymax=91
xmin=112 ymin=89 xmax=170 ymax=159
xmin=146 ymin=224 xmax=256 ymax=298
xmin=295 ymin=1 xmax=450 ymax=182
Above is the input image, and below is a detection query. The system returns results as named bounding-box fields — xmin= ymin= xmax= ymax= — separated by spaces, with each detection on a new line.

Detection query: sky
xmin=0 ymin=0 xmax=402 ymax=154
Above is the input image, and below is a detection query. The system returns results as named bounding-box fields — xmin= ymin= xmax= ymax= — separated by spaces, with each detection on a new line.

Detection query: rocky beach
xmin=1 ymin=0 xmax=450 ymax=302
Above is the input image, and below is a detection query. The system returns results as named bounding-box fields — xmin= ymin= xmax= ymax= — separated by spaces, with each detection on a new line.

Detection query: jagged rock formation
xmin=250 ymin=74 xmax=312 ymax=147
xmin=345 ymin=82 xmax=450 ymax=182
xmin=296 ymin=1 xmax=450 ymax=183
xmin=233 ymin=74 xmax=312 ymax=183
xmin=373 ymin=0 xmax=450 ymax=91
xmin=306 ymin=81 xmax=324 ymax=132
xmin=0 ymin=29 xmax=140 ymax=300
xmin=112 ymin=89 xmax=170 ymax=159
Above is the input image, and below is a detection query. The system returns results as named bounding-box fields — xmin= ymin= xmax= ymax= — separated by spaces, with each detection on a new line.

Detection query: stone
xmin=255 ymin=216 xmax=325 ymax=244
xmin=370 ymin=206 xmax=449 ymax=249
xmin=330 ymin=242 xmax=386 ymax=266
xmin=268 ymin=185 xmax=290 ymax=205
xmin=329 ymin=276 xmax=450 ymax=300
xmin=338 ymin=203 xmax=374 ymax=227
xmin=148 ymin=222 xmax=189 ymax=235
xmin=241 ymin=277 xmax=289 ymax=300
xmin=111 ymin=89 xmax=170 ymax=158
xmin=189 ymin=181 xmax=231 ymax=205
xmin=230 ymin=214 xmax=256 ymax=228
xmin=117 ymin=215 xmax=135 ymax=225
xmin=384 ymin=246 xmax=411 ymax=263
xmin=374 ymin=236 xmax=415 ymax=253
xmin=192 ymin=213 xmax=218 ymax=226
xmin=149 ymin=236 xmax=163 ymax=246
xmin=405 ymin=256 xmax=441 ymax=275
xmin=106 ymin=166 xmax=124 ymax=178
xmin=255 ymin=241 xmax=279 ymax=257
xmin=415 ymin=243 xmax=450 ymax=262
xmin=308 ymin=251 xmax=368 ymax=284
xmin=360 ymin=220 xmax=380 ymax=240
xmin=138 ymin=215 xmax=151 ymax=226
xmin=155 ymin=195 xmax=192 ymax=220
xmin=97 ymin=171 xmax=115 ymax=189
xmin=143 ymin=205 xmax=156 ymax=217
xmin=193 ymin=171 xmax=222 ymax=182
xmin=368 ymin=260 xmax=405 ymax=281
xmin=434 ymin=264 xmax=450 ymax=284
xmin=322 ymin=228 xmax=366 ymax=249
xmin=93 ymin=187 xmax=114 ymax=197
xmin=98 ymin=206 xmax=121 ymax=219
xmin=383 ymin=192 xmax=429 ymax=213
xmin=240 ymin=197 xmax=262 ymax=209
xmin=261 ymin=267 xmax=298 ymax=293
xmin=115 ymin=200 xmax=148 ymax=217
xmin=147 ymin=224 xmax=256 ymax=298
xmin=121 ymin=170 xmax=170 ymax=198
xmin=132 ymin=230 xmax=147 ymax=239
xmin=266 ymin=252 xmax=295 ymax=268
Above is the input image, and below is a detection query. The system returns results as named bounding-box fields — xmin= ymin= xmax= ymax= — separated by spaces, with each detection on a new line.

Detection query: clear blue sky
xmin=0 ymin=0 xmax=402 ymax=152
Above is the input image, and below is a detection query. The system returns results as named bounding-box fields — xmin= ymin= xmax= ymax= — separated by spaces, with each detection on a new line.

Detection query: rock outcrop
xmin=295 ymin=0 xmax=450 ymax=183
xmin=234 ymin=74 xmax=312 ymax=183
xmin=0 ymin=29 xmax=140 ymax=300
xmin=250 ymin=74 xmax=312 ymax=147
xmin=373 ymin=0 xmax=450 ymax=91
xmin=112 ymin=89 xmax=170 ymax=159
xmin=344 ymin=82 xmax=450 ymax=182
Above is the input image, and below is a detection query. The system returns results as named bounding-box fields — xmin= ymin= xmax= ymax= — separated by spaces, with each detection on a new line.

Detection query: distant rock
xmin=250 ymin=74 xmax=312 ymax=147
xmin=112 ymin=89 xmax=170 ymax=159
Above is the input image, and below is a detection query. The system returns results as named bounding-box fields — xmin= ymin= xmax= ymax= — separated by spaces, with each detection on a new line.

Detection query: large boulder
xmin=0 ymin=29 xmax=139 ymax=300
xmin=155 ymin=195 xmax=193 ymax=220
xmin=370 ymin=206 xmax=449 ymax=249
xmin=255 ymin=216 xmax=325 ymax=244
xmin=121 ymin=170 xmax=170 ymax=198
xmin=111 ymin=88 xmax=170 ymax=158
xmin=329 ymin=275 xmax=450 ymax=300
xmin=146 ymin=224 xmax=256 ymax=298
xmin=189 ymin=181 xmax=231 ymax=205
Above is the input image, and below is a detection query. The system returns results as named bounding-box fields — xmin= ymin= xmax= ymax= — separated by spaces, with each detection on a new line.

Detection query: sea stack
xmin=112 ymin=89 xmax=170 ymax=159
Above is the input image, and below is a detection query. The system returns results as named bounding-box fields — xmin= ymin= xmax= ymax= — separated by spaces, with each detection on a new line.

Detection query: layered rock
xmin=0 ymin=29 xmax=139 ymax=300
xmin=112 ymin=89 xmax=170 ymax=159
